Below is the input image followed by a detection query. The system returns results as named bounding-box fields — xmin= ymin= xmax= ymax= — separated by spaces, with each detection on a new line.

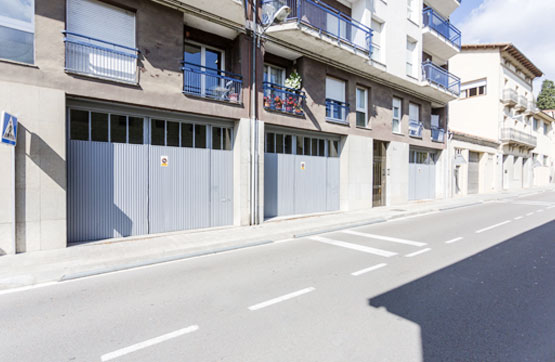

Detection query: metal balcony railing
xmin=500 ymin=127 xmax=537 ymax=147
xmin=263 ymin=82 xmax=306 ymax=116
xmin=326 ymin=98 xmax=349 ymax=123
xmin=431 ymin=126 xmax=445 ymax=143
xmin=502 ymin=88 xmax=518 ymax=104
xmin=422 ymin=7 xmax=461 ymax=49
xmin=409 ymin=120 xmax=423 ymax=138
xmin=63 ymin=31 xmax=139 ymax=83
xmin=422 ymin=61 xmax=461 ymax=96
xmin=282 ymin=0 xmax=373 ymax=56
xmin=182 ymin=62 xmax=242 ymax=104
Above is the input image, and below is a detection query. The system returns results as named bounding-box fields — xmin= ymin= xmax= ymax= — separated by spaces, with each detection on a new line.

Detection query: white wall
xmin=386 ymin=141 xmax=409 ymax=205
xmin=340 ymin=134 xmax=373 ymax=210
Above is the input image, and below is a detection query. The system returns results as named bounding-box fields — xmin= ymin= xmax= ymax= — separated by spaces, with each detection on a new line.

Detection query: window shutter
xmin=326 ymin=77 xmax=345 ymax=103
xmin=67 ymin=0 xmax=135 ymax=50
xmin=409 ymin=103 xmax=419 ymax=122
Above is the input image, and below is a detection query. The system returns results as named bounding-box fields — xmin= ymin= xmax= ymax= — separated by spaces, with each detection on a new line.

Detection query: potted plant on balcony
xmin=284 ymin=70 xmax=302 ymax=90
xmin=273 ymin=96 xmax=283 ymax=110
xmin=264 ymin=96 xmax=270 ymax=108
xmin=294 ymin=101 xmax=303 ymax=115
xmin=285 ymin=96 xmax=297 ymax=113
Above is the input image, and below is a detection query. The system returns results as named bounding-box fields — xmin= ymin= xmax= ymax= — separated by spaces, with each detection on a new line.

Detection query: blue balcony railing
xmin=282 ymin=0 xmax=373 ymax=57
xmin=423 ymin=7 xmax=461 ymax=49
xmin=182 ymin=62 xmax=242 ymax=104
xmin=422 ymin=61 xmax=461 ymax=96
xmin=326 ymin=98 xmax=349 ymax=123
xmin=409 ymin=120 xmax=423 ymax=138
xmin=431 ymin=127 xmax=445 ymax=143
xmin=63 ymin=31 xmax=139 ymax=83
xmin=263 ymin=82 xmax=306 ymax=115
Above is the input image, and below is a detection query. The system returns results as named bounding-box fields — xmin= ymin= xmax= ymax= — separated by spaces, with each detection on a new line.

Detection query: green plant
xmin=537 ymin=79 xmax=555 ymax=110
xmin=285 ymin=70 xmax=302 ymax=90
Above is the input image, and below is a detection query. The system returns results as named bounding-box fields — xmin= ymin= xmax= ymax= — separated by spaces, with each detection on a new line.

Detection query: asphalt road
xmin=1 ymin=191 xmax=554 ymax=362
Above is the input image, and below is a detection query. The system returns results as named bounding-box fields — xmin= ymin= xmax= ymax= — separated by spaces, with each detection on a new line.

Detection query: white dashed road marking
xmin=248 ymin=287 xmax=315 ymax=311
xmin=405 ymin=248 xmax=432 ymax=258
xmin=536 ymin=209 xmax=544 ymax=213
xmin=475 ymin=220 xmax=511 ymax=234
xmin=100 ymin=325 xmax=199 ymax=361
xmin=351 ymin=263 xmax=388 ymax=276
xmin=445 ymin=237 xmax=463 ymax=244
xmin=514 ymin=216 xmax=523 ymax=220
xmin=308 ymin=236 xmax=397 ymax=257
xmin=341 ymin=230 xmax=427 ymax=247
xmin=526 ymin=212 xmax=534 ymax=216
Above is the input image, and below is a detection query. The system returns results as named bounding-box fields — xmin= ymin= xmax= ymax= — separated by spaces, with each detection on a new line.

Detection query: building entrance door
xmin=373 ymin=141 xmax=387 ymax=206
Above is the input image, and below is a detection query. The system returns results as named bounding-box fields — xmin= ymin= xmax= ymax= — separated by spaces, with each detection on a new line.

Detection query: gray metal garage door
xmin=67 ymin=108 xmax=233 ymax=243
xmin=409 ymin=149 xmax=436 ymax=200
xmin=468 ymin=151 xmax=480 ymax=194
xmin=264 ymin=131 xmax=340 ymax=218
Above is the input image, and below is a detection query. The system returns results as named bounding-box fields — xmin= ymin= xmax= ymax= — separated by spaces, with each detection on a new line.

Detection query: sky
xmin=450 ymin=0 xmax=555 ymax=96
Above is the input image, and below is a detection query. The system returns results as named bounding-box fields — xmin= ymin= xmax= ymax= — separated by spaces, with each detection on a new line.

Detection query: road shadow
xmin=369 ymin=221 xmax=555 ymax=362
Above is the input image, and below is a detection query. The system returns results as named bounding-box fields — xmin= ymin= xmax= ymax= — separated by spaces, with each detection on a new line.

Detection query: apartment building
xmin=448 ymin=44 xmax=546 ymax=196
xmin=0 ymin=0 xmax=461 ymax=254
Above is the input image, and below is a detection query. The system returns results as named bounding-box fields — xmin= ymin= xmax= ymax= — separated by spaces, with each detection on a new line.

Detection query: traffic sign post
xmin=2 ymin=111 xmax=18 ymax=254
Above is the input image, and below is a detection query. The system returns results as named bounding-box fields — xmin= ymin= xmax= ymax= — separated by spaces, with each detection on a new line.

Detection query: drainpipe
xmin=250 ymin=0 xmax=258 ymax=225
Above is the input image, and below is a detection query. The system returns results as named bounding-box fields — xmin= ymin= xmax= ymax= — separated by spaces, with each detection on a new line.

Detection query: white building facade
xmin=448 ymin=43 xmax=550 ymax=197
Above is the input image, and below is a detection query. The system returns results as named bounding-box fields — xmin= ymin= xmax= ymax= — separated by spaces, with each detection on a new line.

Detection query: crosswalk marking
xmin=405 ymin=248 xmax=431 ymax=257
xmin=308 ymin=236 xmax=397 ymax=257
xmin=341 ymin=230 xmax=427 ymax=247
xmin=351 ymin=263 xmax=388 ymax=276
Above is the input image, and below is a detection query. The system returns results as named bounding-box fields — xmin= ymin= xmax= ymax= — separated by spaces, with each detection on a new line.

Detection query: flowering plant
xmin=285 ymin=70 xmax=302 ymax=90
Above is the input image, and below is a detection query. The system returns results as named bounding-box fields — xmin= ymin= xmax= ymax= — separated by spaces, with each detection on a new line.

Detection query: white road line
xmin=405 ymin=248 xmax=432 ymax=257
xmin=445 ymin=237 xmax=463 ymax=244
xmin=308 ymin=236 xmax=397 ymax=257
xmin=536 ymin=209 xmax=544 ymax=213
xmin=351 ymin=263 xmax=388 ymax=276
xmin=248 ymin=287 xmax=315 ymax=311
xmin=100 ymin=325 xmax=199 ymax=361
xmin=547 ymin=205 xmax=555 ymax=209
xmin=514 ymin=216 xmax=523 ymax=220
xmin=342 ymin=230 xmax=427 ymax=247
xmin=526 ymin=212 xmax=534 ymax=216
xmin=475 ymin=220 xmax=511 ymax=234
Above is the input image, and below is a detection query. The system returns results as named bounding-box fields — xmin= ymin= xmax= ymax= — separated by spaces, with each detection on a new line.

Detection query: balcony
xmin=422 ymin=8 xmax=461 ymax=59
xmin=422 ymin=0 xmax=461 ymax=19
xmin=263 ymin=82 xmax=306 ymax=116
xmin=326 ymin=98 xmax=349 ymax=124
xmin=422 ymin=61 xmax=460 ymax=96
xmin=63 ymin=31 xmax=139 ymax=84
xmin=516 ymin=95 xmax=528 ymax=111
xmin=409 ymin=120 xmax=423 ymax=138
xmin=500 ymin=127 xmax=537 ymax=148
xmin=431 ymin=126 xmax=445 ymax=143
xmin=528 ymin=100 xmax=539 ymax=114
xmin=266 ymin=0 xmax=373 ymax=61
xmin=502 ymin=89 xmax=518 ymax=106
xmin=160 ymin=0 xmax=246 ymax=25
xmin=182 ymin=63 xmax=242 ymax=104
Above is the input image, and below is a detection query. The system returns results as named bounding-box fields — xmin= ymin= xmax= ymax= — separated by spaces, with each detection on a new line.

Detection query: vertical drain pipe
xmin=250 ymin=0 xmax=258 ymax=225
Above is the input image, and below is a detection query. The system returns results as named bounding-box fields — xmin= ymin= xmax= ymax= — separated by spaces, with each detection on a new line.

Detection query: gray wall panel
xmin=264 ymin=153 xmax=279 ymax=218
xmin=294 ymin=156 xmax=328 ymax=215
xmin=211 ymin=150 xmax=234 ymax=227
xmin=326 ymin=158 xmax=340 ymax=211
xmin=68 ymin=141 xmax=148 ymax=242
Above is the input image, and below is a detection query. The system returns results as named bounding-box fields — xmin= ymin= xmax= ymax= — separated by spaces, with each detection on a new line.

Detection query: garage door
xmin=67 ymin=107 xmax=233 ymax=243
xmin=468 ymin=151 xmax=480 ymax=194
xmin=264 ymin=131 xmax=340 ymax=218
xmin=409 ymin=149 xmax=436 ymax=200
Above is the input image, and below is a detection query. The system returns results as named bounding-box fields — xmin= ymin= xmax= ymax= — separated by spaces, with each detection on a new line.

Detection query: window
xmin=184 ymin=42 xmax=224 ymax=98
xmin=326 ymin=77 xmax=347 ymax=122
xmin=66 ymin=0 xmax=137 ymax=82
xmin=409 ymin=103 xmax=419 ymax=123
xmin=543 ymin=121 xmax=549 ymax=136
xmin=533 ymin=118 xmax=538 ymax=131
xmin=0 ymin=0 xmax=34 ymax=64
xmin=356 ymin=87 xmax=368 ymax=127
xmin=406 ymin=38 xmax=417 ymax=77
xmin=211 ymin=127 xmax=232 ymax=150
xmin=70 ymin=109 xmax=145 ymax=144
xmin=407 ymin=0 xmax=417 ymax=22
xmin=370 ymin=18 xmax=383 ymax=63
xmin=392 ymin=97 xmax=402 ymax=134
xmin=461 ymin=79 xmax=487 ymax=98
xmin=265 ymin=132 xmax=293 ymax=154
xmin=264 ymin=64 xmax=285 ymax=85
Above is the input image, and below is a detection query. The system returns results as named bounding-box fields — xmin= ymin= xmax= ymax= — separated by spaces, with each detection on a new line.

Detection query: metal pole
xmin=250 ymin=0 xmax=258 ymax=226
xmin=11 ymin=145 xmax=16 ymax=254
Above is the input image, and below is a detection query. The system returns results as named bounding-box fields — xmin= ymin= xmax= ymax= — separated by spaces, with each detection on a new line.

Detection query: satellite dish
xmin=262 ymin=1 xmax=291 ymax=27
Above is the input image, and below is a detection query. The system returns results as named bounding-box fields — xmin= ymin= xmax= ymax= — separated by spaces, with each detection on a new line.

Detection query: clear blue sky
xmin=450 ymin=0 xmax=483 ymax=27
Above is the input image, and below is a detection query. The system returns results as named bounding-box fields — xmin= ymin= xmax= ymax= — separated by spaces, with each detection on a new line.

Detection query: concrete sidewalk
xmin=0 ymin=187 xmax=552 ymax=291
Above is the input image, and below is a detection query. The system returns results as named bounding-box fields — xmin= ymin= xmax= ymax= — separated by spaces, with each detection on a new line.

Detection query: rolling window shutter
xmin=326 ymin=77 xmax=345 ymax=103
xmin=67 ymin=0 xmax=135 ymax=50
xmin=409 ymin=103 xmax=419 ymax=121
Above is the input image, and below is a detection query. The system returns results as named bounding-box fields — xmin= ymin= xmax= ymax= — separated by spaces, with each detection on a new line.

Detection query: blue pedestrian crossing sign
xmin=1 ymin=111 xmax=18 ymax=146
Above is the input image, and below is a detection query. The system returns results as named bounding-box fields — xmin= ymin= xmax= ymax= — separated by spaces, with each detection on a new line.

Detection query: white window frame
xmin=356 ymin=87 xmax=368 ymax=128
xmin=184 ymin=40 xmax=226 ymax=97
xmin=406 ymin=38 xmax=417 ymax=78
xmin=370 ymin=18 xmax=384 ymax=63
xmin=392 ymin=97 xmax=402 ymax=134
xmin=264 ymin=64 xmax=286 ymax=86
xmin=0 ymin=0 xmax=35 ymax=64
xmin=407 ymin=0 xmax=417 ymax=23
